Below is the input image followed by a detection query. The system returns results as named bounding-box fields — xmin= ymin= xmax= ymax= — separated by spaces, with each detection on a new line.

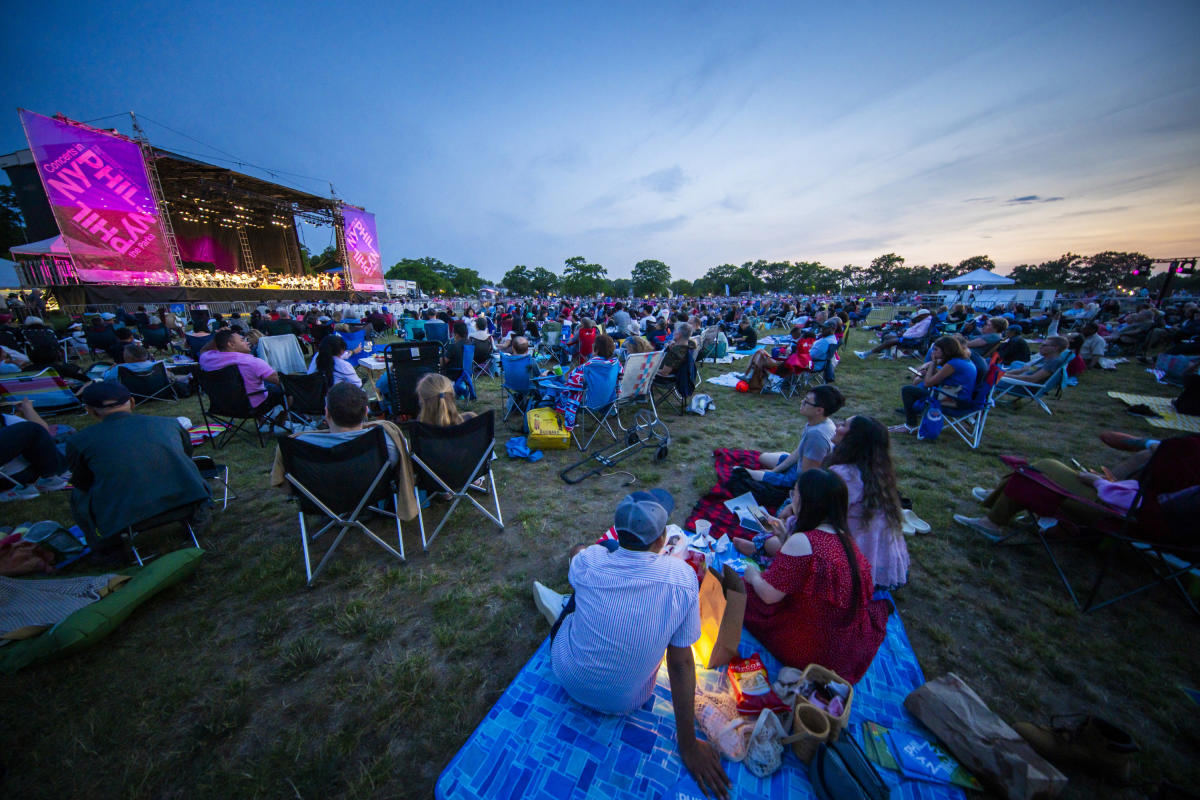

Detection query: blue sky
xmin=4 ymin=0 xmax=1198 ymax=281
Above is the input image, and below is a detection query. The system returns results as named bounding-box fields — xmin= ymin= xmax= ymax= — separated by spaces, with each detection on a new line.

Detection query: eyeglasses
xmin=800 ymin=398 xmax=816 ymax=406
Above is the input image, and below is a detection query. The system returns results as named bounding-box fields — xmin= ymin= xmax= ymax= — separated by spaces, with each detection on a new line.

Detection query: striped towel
xmin=1 ymin=573 xmax=129 ymax=640
xmin=0 ymin=369 xmax=80 ymax=412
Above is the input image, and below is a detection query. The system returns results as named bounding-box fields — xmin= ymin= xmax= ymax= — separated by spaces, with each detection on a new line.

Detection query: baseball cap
xmin=80 ymin=382 xmax=132 ymax=408
xmin=613 ymin=489 xmax=675 ymax=546
xmin=23 ymin=316 xmax=43 ymax=326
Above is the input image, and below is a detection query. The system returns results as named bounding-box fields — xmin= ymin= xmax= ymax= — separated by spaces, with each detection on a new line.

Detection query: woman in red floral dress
xmin=742 ymin=468 xmax=889 ymax=683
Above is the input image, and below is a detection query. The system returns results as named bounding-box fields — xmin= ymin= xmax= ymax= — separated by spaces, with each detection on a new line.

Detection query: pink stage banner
xmin=18 ymin=109 xmax=176 ymax=284
xmin=341 ymin=205 xmax=385 ymax=293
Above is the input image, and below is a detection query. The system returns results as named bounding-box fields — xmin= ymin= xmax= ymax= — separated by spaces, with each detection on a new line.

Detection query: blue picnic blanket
xmin=435 ymin=606 xmax=964 ymax=800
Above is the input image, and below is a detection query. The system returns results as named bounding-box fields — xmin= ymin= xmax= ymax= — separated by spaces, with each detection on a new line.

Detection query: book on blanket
xmin=723 ymin=492 xmax=769 ymax=535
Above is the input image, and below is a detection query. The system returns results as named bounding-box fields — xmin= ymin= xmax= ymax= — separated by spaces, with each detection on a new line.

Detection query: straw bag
xmin=798 ymin=663 xmax=854 ymax=742
xmin=782 ymin=702 xmax=830 ymax=763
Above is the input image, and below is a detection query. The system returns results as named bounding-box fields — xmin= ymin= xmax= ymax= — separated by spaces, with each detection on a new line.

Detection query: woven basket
xmin=782 ymin=702 xmax=830 ymax=763
xmin=797 ymin=663 xmax=854 ymax=742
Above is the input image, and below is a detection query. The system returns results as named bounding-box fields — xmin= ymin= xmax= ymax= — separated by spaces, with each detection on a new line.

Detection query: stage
xmin=50 ymin=284 xmax=379 ymax=307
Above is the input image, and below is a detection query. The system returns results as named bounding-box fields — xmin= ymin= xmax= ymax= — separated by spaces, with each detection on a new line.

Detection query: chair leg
xmin=300 ymin=512 xmax=314 ymax=584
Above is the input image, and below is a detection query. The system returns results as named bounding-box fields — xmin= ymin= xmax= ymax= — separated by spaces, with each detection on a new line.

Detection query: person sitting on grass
xmin=742 ymin=384 xmax=844 ymax=487
xmin=0 ymin=400 xmax=72 ymax=502
xmin=532 ymin=490 xmax=730 ymax=799
xmin=963 ymin=316 xmax=1009 ymax=357
xmin=889 ymin=335 xmax=977 ymax=436
xmin=742 ymin=468 xmax=889 ymax=682
xmin=853 ymin=309 xmax=932 ymax=360
xmin=730 ymin=318 xmax=758 ymax=349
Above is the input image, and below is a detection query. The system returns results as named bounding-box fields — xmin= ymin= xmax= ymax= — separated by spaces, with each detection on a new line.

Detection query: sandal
xmin=888 ymin=424 xmax=917 ymax=435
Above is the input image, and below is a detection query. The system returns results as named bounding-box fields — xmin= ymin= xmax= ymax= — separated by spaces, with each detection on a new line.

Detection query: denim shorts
xmin=761 ymin=454 xmax=800 ymax=488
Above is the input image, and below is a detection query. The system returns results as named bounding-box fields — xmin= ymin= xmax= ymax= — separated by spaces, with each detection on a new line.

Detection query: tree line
xmin=382 ymin=250 xmax=1183 ymax=297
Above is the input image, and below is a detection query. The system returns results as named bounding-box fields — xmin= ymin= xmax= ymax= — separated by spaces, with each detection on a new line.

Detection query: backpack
xmin=808 ymin=735 xmax=889 ymax=800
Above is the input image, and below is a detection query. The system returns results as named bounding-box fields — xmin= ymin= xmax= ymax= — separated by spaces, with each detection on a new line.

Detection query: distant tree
xmin=864 ymin=253 xmax=905 ymax=291
xmin=561 ymin=256 xmax=608 ymax=296
xmin=893 ymin=266 xmax=933 ymax=292
xmin=453 ymin=266 xmax=485 ymax=295
xmin=1072 ymin=251 xmax=1152 ymax=291
xmin=309 ymin=245 xmax=341 ymax=273
xmin=529 ymin=266 xmax=560 ymax=295
xmin=956 ymin=254 xmax=996 ymax=274
xmin=611 ymin=278 xmax=634 ymax=297
xmin=0 ymin=184 xmax=26 ymax=258
xmin=501 ymin=265 xmax=534 ymax=296
xmin=928 ymin=262 xmax=957 ymax=284
xmin=669 ymin=278 xmax=693 ymax=296
xmin=840 ymin=265 xmax=867 ymax=293
xmin=385 ymin=257 xmax=453 ymax=293
xmin=729 ymin=262 xmax=764 ymax=294
xmin=786 ymin=261 xmax=834 ymax=294
xmin=750 ymin=260 xmax=791 ymax=293
xmin=631 ymin=259 xmax=671 ymax=296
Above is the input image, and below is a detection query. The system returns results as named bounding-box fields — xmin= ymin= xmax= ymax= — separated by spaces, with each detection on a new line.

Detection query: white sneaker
xmin=532 ymin=581 xmax=566 ymax=627
xmin=854 ymin=351 xmax=868 ymax=360
xmin=34 ymin=473 xmax=71 ymax=492
xmin=0 ymin=485 xmax=41 ymax=502
xmin=972 ymin=487 xmax=990 ymax=502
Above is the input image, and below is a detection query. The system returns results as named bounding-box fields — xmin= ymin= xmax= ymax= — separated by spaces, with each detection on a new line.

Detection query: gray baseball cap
xmin=613 ymin=489 xmax=675 ymax=546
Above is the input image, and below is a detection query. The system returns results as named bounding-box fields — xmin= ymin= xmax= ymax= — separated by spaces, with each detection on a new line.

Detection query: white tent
xmin=9 ymin=236 xmax=70 ymax=257
xmin=943 ymin=268 xmax=1014 ymax=286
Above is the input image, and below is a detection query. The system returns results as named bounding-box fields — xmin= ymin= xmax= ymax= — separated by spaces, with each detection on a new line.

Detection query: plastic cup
xmin=694 ymin=519 xmax=712 ymax=539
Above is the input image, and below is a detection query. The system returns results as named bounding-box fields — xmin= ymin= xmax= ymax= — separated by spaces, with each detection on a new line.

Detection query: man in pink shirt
xmin=199 ymin=329 xmax=282 ymax=411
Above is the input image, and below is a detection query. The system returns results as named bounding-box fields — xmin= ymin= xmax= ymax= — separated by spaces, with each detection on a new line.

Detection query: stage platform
xmin=49 ymin=284 xmax=379 ymax=307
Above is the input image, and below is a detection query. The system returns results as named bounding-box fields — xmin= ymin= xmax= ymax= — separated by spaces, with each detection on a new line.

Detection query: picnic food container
xmin=797 ymin=663 xmax=854 ymax=742
xmin=782 ymin=702 xmax=830 ymax=763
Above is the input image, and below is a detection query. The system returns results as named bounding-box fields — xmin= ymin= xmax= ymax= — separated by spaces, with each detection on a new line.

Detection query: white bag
xmin=744 ymin=708 xmax=787 ymax=777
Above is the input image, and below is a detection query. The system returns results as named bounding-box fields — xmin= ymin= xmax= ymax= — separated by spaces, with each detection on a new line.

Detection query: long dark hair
xmin=315 ymin=334 xmax=346 ymax=385
xmin=824 ymin=416 xmax=904 ymax=536
xmin=791 ymin=469 xmax=862 ymax=609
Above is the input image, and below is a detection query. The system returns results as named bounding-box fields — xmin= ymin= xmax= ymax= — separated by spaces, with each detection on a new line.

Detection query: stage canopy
xmin=10 ymin=235 xmax=70 ymax=257
xmin=943 ymin=268 xmax=1014 ymax=286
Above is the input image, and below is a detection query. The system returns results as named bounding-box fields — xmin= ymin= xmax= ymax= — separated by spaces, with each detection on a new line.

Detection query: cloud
xmin=585 ymin=215 xmax=690 ymax=238
xmin=1005 ymin=195 xmax=1064 ymax=205
xmin=640 ymin=165 xmax=688 ymax=196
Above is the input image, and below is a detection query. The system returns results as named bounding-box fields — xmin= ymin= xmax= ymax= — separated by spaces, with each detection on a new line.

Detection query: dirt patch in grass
xmin=1 ymin=336 xmax=1197 ymax=798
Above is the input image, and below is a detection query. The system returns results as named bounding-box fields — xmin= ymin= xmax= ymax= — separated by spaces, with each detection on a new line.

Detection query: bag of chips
xmin=727 ymin=654 xmax=790 ymax=715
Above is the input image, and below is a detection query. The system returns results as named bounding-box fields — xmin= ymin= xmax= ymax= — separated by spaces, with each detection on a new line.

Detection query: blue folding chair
xmin=572 ymin=360 xmax=621 ymax=451
xmin=339 ymin=329 xmax=369 ymax=366
xmin=500 ymin=354 xmax=537 ymax=430
xmin=455 ymin=343 xmax=477 ymax=401
xmin=424 ymin=320 xmax=449 ymax=344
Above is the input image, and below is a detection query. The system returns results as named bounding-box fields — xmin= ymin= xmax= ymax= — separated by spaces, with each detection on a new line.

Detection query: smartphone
xmin=907 ymin=366 xmax=922 ymax=376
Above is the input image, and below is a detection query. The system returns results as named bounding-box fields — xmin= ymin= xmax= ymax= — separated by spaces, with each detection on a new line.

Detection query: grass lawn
xmin=2 ymin=330 xmax=1197 ymax=799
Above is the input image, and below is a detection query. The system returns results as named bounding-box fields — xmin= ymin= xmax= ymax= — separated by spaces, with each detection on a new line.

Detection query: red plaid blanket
xmin=683 ymin=448 xmax=763 ymax=541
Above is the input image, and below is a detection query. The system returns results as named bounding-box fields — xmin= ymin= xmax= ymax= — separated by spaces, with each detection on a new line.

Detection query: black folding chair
xmin=0 ymin=329 xmax=23 ymax=353
xmin=652 ymin=348 xmax=697 ymax=414
xmin=118 ymin=362 xmax=179 ymax=405
xmin=85 ymin=326 xmax=122 ymax=360
xmin=124 ymin=501 xmax=206 ymax=566
xmin=197 ymin=365 xmax=277 ymax=448
xmin=383 ymin=341 xmax=442 ymax=418
xmin=278 ymin=427 xmax=408 ymax=584
xmin=193 ymin=455 xmax=235 ymax=510
xmin=408 ymin=410 xmax=503 ymax=549
xmin=280 ymin=372 xmax=329 ymax=426
xmin=140 ymin=325 xmax=175 ymax=355
xmin=21 ymin=328 xmax=62 ymax=366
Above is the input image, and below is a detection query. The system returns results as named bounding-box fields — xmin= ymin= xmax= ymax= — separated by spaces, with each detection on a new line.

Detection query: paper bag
xmin=693 ymin=564 xmax=746 ymax=669
xmin=904 ymin=673 xmax=1067 ymax=800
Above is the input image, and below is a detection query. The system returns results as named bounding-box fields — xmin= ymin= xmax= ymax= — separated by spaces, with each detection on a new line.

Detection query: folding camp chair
xmin=0 ymin=329 xmax=23 ymax=354
xmin=400 ymin=318 xmax=424 ymax=340
xmin=118 ymin=362 xmax=179 ymax=405
xmin=279 ymin=427 xmax=408 ymax=584
xmin=196 ymin=365 xmax=278 ymax=448
xmin=996 ymin=435 xmax=1200 ymax=615
xmin=139 ymin=325 xmax=176 ymax=355
xmin=193 ymin=455 xmax=235 ymax=511
xmin=653 ymin=348 xmax=697 ymax=413
xmin=84 ymin=326 xmax=121 ymax=360
xmin=123 ymin=501 xmax=207 ymax=566
xmin=257 ymin=333 xmax=308 ymax=375
xmin=408 ymin=410 xmax=503 ymax=549
xmin=536 ymin=324 xmax=563 ymax=366
xmin=185 ymin=333 xmax=213 ymax=360
xmin=935 ymin=358 xmax=1003 ymax=449
xmin=456 ymin=343 xmax=478 ymax=401
xmin=613 ymin=350 xmax=666 ymax=431
xmin=424 ymin=320 xmax=449 ymax=344
xmin=994 ymin=360 xmax=1069 ymax=415
xmin=280 ymin=372 xmax=329 ymax=426
xmin=21 ymin=328 xmax=63 ymax=366
xmin=572 ymin=359 xmax=621 ymax=450
xmin=383 ymin=341 xmax=442 ymax=418
xmin=339 ymin=329 xmax=370 ymax=366
xmin=0 ymin=368 xmax=84 ymax=417
xmin=499 ymin=353 xmax=538 ymax=430
xmin=469 ymin=339 xmax=497 ymax=383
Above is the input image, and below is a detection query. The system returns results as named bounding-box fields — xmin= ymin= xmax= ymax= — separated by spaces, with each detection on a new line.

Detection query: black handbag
xmin=809 ymin=735 xmax=889 ymax=800
xmin=726 ymin=467 xmax=790 ymax=509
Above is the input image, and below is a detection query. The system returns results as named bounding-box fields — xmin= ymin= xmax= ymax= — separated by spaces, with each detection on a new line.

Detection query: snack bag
xmin=727 ymin=654 xmax=790 ymax=715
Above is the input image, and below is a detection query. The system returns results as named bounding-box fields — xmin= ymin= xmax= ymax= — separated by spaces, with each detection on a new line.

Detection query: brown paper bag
xmin=693 ymin=564 xmax=746 ymax=669
xmin=904 ymin=673 xmax=1068 ymax=800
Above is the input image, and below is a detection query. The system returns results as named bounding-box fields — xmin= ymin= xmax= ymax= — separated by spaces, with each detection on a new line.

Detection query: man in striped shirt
xmin=540 ymin=490 xmax=730 ymax=799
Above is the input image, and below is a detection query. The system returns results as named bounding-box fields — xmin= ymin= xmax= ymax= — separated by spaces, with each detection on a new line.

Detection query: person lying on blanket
xmin=743 ymin=384 xmax=844 ymax=487
xmin=532 ymin=490 xmax=731 ymax=799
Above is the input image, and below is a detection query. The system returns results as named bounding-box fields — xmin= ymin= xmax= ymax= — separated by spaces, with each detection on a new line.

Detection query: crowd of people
xmin=2 ymin=285 xmax=1198 ymax=795
xmin=174 ymin=269 xmax=344 ymax=291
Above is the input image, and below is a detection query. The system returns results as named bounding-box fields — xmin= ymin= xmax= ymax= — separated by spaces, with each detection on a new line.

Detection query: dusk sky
xmin=4 ymin=0 xmax=1199 ymax=282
